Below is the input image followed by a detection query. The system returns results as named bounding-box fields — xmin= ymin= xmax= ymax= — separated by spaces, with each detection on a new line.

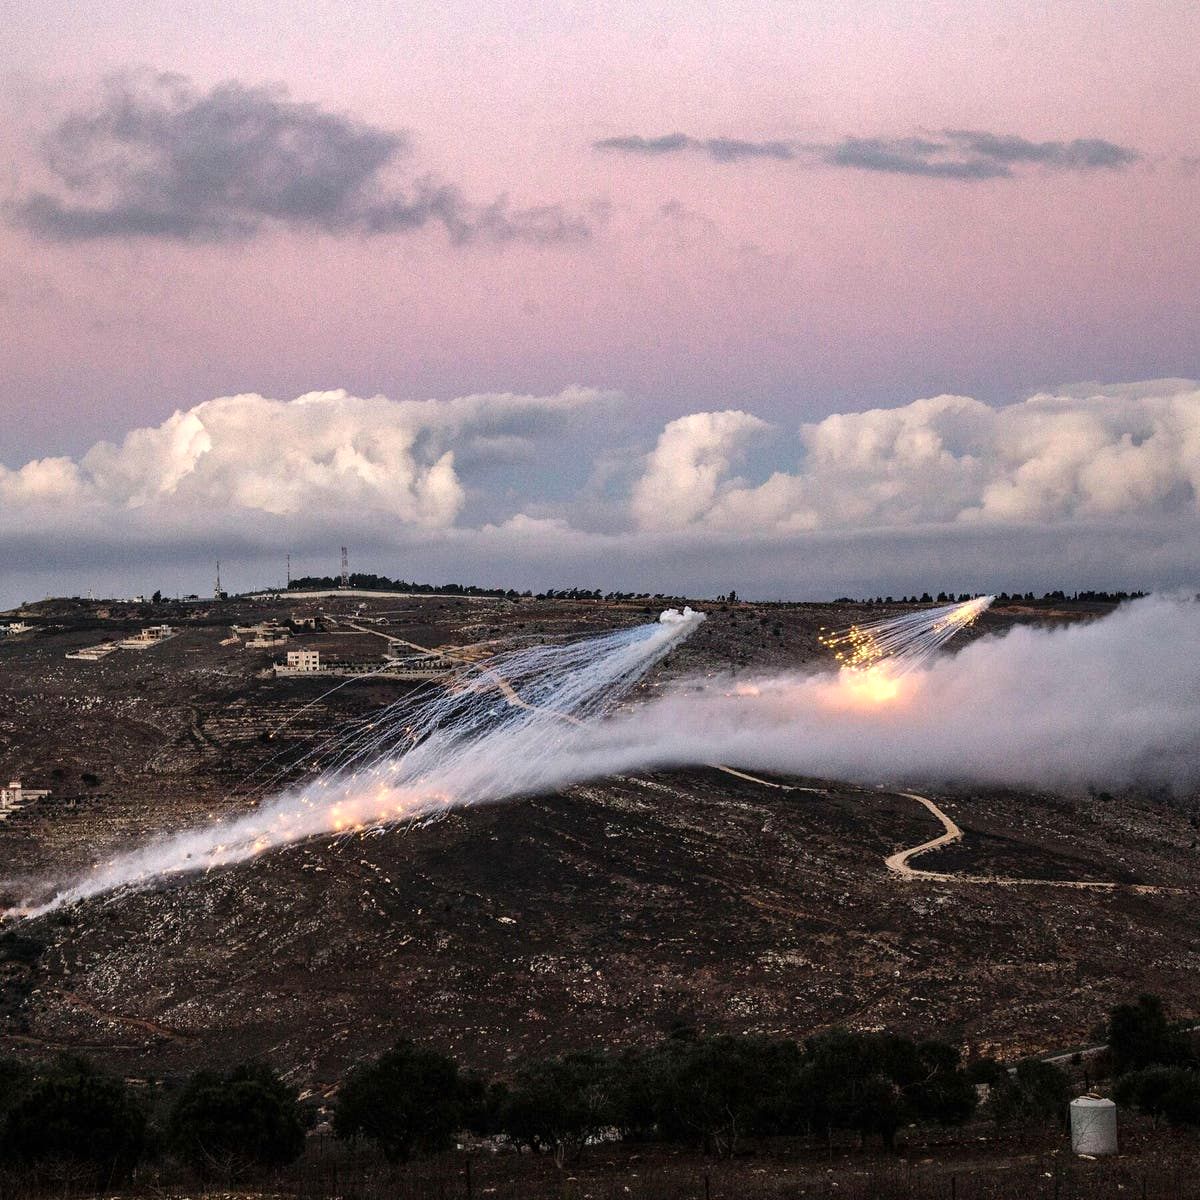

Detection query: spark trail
xmin=819 ymin=596 xmax=993 ymax=675
xmin=5 ymin=608 xmax=705 ymax=919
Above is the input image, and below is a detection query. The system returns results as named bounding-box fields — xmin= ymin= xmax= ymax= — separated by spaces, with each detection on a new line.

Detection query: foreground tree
xmin=334 ymin=1040 xmax=464 ymax=1162
xmin=0 ymin=1055 xmax=30 ymax=1120
xmin=1115 ymin=1066 xmax=1200 ymax=1127
xmin=990 ymin=1060 xmax=1070 ymax=1126
xmin=1 ymin=1055 xmax=148 ymax=1185
xmin=167 ymin=1061 xmax=306 ymax=1179
xmin=650 ymin=1034 xmax=807 ymax=1157
xmin=498 ymin=1050 xmax=614 ymax=1165
xmin=1108 ymin=994 xmax=1193 ymax=1075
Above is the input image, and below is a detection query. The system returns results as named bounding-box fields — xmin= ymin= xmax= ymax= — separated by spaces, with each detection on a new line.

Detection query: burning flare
xmin=5 ymin=609 xmax=705 ymax=920
xmin=820 ymin=596 xmax=993 ymax=676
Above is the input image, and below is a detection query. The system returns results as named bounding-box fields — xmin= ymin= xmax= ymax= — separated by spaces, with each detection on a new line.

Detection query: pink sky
xmin=2 ymin=0 xmax=1197 ymax=460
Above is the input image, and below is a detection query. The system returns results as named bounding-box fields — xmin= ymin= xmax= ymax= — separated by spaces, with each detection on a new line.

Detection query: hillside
xmin=1 ymin=593 xmax=1197 ymax=1087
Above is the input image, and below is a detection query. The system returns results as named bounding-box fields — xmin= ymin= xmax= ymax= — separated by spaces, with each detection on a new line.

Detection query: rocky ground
xmin=0 ymin=592 xmax=1197 ymax=1088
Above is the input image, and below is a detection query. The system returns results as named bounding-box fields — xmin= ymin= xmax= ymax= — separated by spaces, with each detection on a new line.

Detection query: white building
xmin=118 ymin=624 xmax=175 ymax=650
xmin=279 ymin=649 xmax=321 ymax=674
xmin=0 ymin=780 xmax=50 ymax=813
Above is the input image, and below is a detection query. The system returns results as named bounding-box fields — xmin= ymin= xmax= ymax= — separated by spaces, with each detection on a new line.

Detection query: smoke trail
xmin=535 ymin=593 xmax=1200 ymax=795
xmin=820 ymin=596 xmax=993 ymax=673
xmin=9 ymin=596 xmax=1199 ymax=921
xmin=6 ymin=608 xmax=704 ymax=918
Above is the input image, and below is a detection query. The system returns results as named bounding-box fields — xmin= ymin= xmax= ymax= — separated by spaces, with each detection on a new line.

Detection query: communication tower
xmin=340 ymin=546 xmax=349 ymax=589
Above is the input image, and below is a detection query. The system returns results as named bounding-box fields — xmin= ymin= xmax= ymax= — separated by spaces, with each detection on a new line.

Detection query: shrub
xmin=0 ymin=930 xmax=47 ymax=966
xmin=1115 ymin=1066 xmax=1200 ymax=1127
xmin=167 ymin=1061 xmax=305 ymax=1179
xmin=0 ymin=1055 xmax=148 ymax=1185
xmin=334 ymin=1040 xmax=463 ymax=1163
xmin=498 ymin=1050 xmax=614 ymax=1165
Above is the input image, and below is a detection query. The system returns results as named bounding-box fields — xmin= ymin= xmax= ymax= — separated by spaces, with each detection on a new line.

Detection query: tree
xmin=650 ymin=1035 xmax=806 ymax=1157
xmin=990 ymin=1060 xmax=1070 ymax=1126
xmin=498 ymin=1051 xmax=614 ymax=1165
xmin=1107 ymin=994 xmax=1191 ymax=1075
xmin=802 ymin=1031 xmax=911 ymax=1148
xmin=334 ymin=1040 xmax=463 ymax=1163
xmin=1 ymin=1055 xmax=148 ymax=1185
xmin=0 ymin=1056 xmax=30 ymax=1121
xmin=167 ymin=1061 xmax=306 ymax=1179
xmin=607 ymin=1047 xmax=660 ymax=1143
xmin=1115 ymin=1066 xmax=1200 ymax=1127
xmin=908 ymin=1040 xmax=978 ymax=1127
xmin=801 ymin=1031 xmax=975 ymax=1149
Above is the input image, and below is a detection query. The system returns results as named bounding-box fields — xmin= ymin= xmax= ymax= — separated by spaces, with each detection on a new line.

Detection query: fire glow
xmin=4 ymin=609 xmax=705 ymax=919
xmin=8 ymin=594 xmax=1197 ymax=922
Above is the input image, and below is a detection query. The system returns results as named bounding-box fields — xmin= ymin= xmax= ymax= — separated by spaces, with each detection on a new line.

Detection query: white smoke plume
xmin=5 ymin=608 xmax=705 ymax=919
xmin=557 ymin=594 xmax=1200 ymax=792
xmin=6 ymin=597 xmax=1199 ymax=921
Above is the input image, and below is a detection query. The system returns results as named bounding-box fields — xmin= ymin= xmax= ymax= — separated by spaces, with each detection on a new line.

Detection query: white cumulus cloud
xmin=631 ymin=409 xmax=770 ymax=530
xmin=0 ymin=386 xmax=609 ymax=531
xmin=633 ymin=381 xmax=1200 ymax=532
xmin=2 ymin=379 xmax=1198 ymax=604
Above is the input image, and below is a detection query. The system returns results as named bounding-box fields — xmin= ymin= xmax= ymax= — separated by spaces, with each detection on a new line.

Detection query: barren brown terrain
xmin=1 ymin=591 xmax=1197 ymax=1091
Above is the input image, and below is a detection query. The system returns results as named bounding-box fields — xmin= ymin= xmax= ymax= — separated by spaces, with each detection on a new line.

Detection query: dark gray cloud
xmin=14 ymin=73 xmax=588 ymax=244
xmin=826 ymin=136 xmax=1010 ymax=179
xmin=594 ymin=133 xmax=693 ymax=155
xmin=943 ymin=130 xmax=1141 ymax=170
xmin=594 ymin=133 xmax=793 ymax=162
xmin=595 ymin=127 xmax=1140 ymax=179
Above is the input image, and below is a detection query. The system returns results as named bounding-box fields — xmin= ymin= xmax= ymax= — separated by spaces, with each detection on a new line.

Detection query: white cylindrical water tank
xmin=1070 ymin=1096 xmax=1118 ymax=1155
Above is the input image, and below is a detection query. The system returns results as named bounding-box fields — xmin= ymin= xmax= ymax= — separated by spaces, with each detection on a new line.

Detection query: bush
xmin=498 ymin=1050 xmax=615 ymax=1165
xmin=334 ymin=1040 xmax=464 ymax=1162
xmin=990 ymin=1060 xmax=1070 ymax=1126
xmin=0 ymin=1055 xmax=148 ymax=1185
xmin=1108 ymin=994 xmax=1193 ymax=1075
xmin=167 ymin=1061 xmax=306 ymax=1179
xmin=1115 ymin=1066 xmax=1200 ymax=1127
xmin=0 ymin=930 xmax=46 ymax=967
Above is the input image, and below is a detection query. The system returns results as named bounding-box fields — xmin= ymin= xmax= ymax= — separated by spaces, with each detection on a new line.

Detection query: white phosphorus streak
xmin=6 ymin=608 xmax=705 ymax=919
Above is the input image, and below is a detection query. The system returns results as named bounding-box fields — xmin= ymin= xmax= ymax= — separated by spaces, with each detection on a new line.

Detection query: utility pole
xmin=286 ymin=552 xmax=291 ymax=590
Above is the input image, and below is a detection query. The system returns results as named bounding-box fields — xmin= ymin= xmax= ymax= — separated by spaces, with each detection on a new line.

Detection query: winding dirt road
xmin=351 ymin=629 xmax=1182 ymax=899
xmin=885 ymin=790 xmax=1183 ymax=895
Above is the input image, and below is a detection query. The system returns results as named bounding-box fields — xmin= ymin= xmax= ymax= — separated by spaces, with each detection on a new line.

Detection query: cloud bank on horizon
xmin=2 ymin=379 xmax=1198 ymax=601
